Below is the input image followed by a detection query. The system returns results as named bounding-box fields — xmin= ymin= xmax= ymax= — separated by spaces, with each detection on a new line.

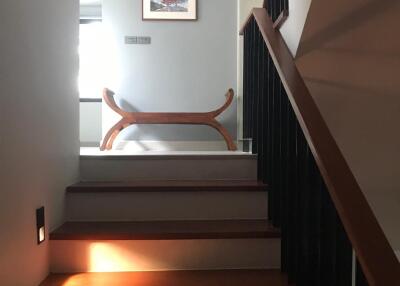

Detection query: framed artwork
xmin=143 ymin=0 xmax=197 ymax=21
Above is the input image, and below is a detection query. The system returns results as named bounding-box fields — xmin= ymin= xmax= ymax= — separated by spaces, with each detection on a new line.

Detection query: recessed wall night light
xmin=36 ymin=207 xmax=45 ymax=244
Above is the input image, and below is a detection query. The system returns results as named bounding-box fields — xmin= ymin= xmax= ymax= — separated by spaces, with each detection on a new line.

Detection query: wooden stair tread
xmin=50 ymin=220 xmax=280 ymax=240
xmin=67 ymin=180 xmax=268 ymax=193
xmin=40 ymin=270 xmax=288 ymax=286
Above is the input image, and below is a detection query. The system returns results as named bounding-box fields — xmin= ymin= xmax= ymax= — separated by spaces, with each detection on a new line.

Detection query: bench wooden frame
xmin=100 ymin=88 xmax=237 ymax=151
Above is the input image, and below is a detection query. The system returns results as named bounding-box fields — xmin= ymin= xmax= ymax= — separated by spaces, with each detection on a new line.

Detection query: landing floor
xmin=80 ymin=147 xmax=251 ymax=157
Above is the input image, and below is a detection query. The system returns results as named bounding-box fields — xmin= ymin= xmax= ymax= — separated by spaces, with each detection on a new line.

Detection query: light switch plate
xmin=125 ymin=36 xmax=151 ymax=45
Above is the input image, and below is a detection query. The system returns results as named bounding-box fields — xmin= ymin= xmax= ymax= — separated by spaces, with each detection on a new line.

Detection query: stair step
xmin=50 ymin=220 xmax=280 ymax=240
xmin=40 ymin=270 xmax=288 ymax=286
xmin=66 ymin=181 xmax=269 ymax=221
xmin=67 ymin=180 xmax=268 ymax=193
xmin=80 ymin=153 xmax=257 ymax=181
xmin=49 ymin=220 xmax=281 ymax=272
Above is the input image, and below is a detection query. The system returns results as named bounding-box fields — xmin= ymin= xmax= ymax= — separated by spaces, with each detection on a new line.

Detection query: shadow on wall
xmin=297 ymin=0 xmax=398 ymax=58
xmin=295 ymin=0 xmax=400 ymax=250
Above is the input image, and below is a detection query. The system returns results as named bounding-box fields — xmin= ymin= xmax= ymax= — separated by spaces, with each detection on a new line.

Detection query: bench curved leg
xmin=105 ymin=129 xmax=122 ymax=150
xmin=208 ymin=120 xmax=237 ymax=151
xmin=100 ymin=119 xmax=128 ymax=151
xmin=105 ymin=120 xmax=134 ymax=150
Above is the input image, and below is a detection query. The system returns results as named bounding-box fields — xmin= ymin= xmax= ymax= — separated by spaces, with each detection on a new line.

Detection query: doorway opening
xmin=79 ymin=0 xmax=103 ymax=147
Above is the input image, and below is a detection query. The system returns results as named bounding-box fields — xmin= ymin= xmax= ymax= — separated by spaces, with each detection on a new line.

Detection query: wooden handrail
xmin=240 ymin=9 xmax=288 ymax=36
xmin=272 ymin=10 xmax=288 ymax=30
xmin=240 ymin=8 xmax=399 ymax=286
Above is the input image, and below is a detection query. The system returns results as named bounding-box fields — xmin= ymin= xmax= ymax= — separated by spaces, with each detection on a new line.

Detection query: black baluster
xmin=356 ymin=259 xmax=369 ymax=286
xmin=308 ymin=159 xmax=323 ymax=286
xmin=258 ymin=35 xmax=266 ymax=181
xmin=280 ymin=84 xmax=290 ymax=272
xmin=248 ymin=19 xmax=255 ymax=140
xmin=243 ymin=27 xmax=248 ymax=138
xmin=335 ymin=218 xmax=353 ymax=286
xmin=286 ymin=104 xmax=297 ymax=283
xmin=320 ymin=183 xmax=338 ymax=286
xmin=254 ymin=30 xmax=262 ymax=178
xmin=267 ymin=52 xmax=275 ymax=220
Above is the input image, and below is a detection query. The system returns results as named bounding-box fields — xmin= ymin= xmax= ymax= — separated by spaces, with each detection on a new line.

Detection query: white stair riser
xmin=80 ymin=157 xmax=257 ymax=181
xmin=50 ymin=239 xmax=281 ymax=273
xmin=67 ymin=191 xmax=268 ymax=221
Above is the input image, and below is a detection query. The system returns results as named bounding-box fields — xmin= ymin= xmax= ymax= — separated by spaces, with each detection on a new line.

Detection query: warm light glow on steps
xmin=50 ymin=239 xmax=280 ymax=272
xmin=89 ymin=242 xmax=155 ymax=272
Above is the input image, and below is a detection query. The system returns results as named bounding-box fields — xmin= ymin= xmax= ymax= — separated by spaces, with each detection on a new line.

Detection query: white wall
xmin=102 ymin=0 xmax=237 ymax=143
xmin=280 ymin=0 xmax=312 ymax=56
xmin=80 ymin=102 xmax=102 ymax=146
xmin=80 ymin=0 xmax=102 ymax=18
xmin=296 ymin=0 xmax=400 ymax=252
xmin=80 ymin=5 xmax=102 ymax=19
xmin=0 ymin=0 xmax=79 ymax=285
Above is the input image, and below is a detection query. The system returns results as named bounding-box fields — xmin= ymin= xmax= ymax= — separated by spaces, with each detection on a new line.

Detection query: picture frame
xmin=142 ymin=0 xmax=197 ymax=21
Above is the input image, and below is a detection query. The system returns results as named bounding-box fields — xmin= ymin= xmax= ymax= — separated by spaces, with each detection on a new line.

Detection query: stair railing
xmin=240 ymin=6 xmax=399 ymax=286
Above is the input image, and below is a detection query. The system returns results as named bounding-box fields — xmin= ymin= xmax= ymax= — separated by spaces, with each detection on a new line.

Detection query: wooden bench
xmin=100 ymin=88 xmax=237 ymax=151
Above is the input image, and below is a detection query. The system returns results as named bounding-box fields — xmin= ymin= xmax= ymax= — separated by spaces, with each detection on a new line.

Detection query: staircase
xmin=41 ymin=152 xmax=286 ymax=285
xmin=40 ymin=1 xmax=400 ymax=285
